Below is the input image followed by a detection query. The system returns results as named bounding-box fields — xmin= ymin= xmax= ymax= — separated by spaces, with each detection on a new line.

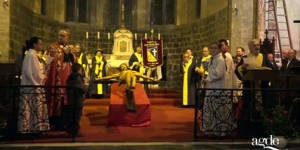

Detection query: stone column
xmin=18 ymin=0 xmax=41 ymax=14
xmin=32 ymin=0 xmax=42 ymax=14
xmin=187 ymin=0 xmax=197 ymax=23
xmin=55 ymin=0 xmax=66 ymax=22
xmin=0 ymin=0 xmax=10 ymax=63
xmin=256 ymin=0 xmax=265 ymax=40
xmin=88 ymin=0 xmax=96 ymax=25
xmin=175 ymin=0 xmax=188 ymax=25
xmin=89 ymin=0 xmax=107 ymax=27
xmin=132 ymin=0 xmax=150 ymax=28
xmin=230 ymin=0 xmax=255 ymax=54
xmin=44 ymin=0 xmax=65 ymax=22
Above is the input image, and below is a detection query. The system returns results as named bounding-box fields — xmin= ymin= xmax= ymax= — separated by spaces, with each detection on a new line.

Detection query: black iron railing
xmin=194 ymin=88 xmax=300 ymax=141
xmin=0 ymin=85 xmax=80 ymax=142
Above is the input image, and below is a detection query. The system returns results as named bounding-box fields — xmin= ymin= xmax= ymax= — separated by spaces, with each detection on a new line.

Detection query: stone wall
xmin=160 ymin=8 xmax=229 ymax=89
xmin=230 ymin=0 xmax=255 ymax=54
xmin=201 ymin=0 xmax=228 ymax=19
xmin=0 ymin=0 xmax=10 ymax=63
xmin=10 ymin=0 xmax=63 ymax=66
xmin=8 ymin=0 xmax=229 ymax=90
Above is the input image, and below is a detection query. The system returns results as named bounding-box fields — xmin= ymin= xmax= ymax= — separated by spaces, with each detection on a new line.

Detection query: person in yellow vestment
xmin=129 ymin=46 xmax=150 ymax=96
xmin=234 ymin=39 xmax=274 ymax=136
xmin=88 ymin=49 xmax=107 ymax=98
xmin=129 ymin=46 xmax=145 ymax=80
xmin=180 ymin=52 xmax=197 ymax=107
xmin=73 ymin=43 xmax=87 ymax=73
xmin=195 ymin=46 xmax=211 ymax=88
xmin=235 ymin=39 xmax=273 ymax=80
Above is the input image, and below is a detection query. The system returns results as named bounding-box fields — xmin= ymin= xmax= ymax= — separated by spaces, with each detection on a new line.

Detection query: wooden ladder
xmin=265 ymin=0 xmax=293 ymax=63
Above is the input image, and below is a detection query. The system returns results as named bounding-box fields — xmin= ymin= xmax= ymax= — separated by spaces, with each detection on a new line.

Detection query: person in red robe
xmin=45 ymin=29 xmax=75 ymax=129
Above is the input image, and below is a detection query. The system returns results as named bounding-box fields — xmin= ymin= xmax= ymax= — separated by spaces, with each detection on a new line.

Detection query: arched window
xmin=196 ymin=0 xmax=201 ymax=18
xmin=108 ymin=0 xmax=133 ymax=28
xmin=41 ymin=0 xmax=46 ymax=15
xmin=124 ymin=0 xmax=133 ymax=28
xmin=66 ymin=0 xmax=88 ymax=23
xmin=151 ymin=0 xmax=175 ymax=25
xmin=108 ymin=0 xmax=120 ymax=27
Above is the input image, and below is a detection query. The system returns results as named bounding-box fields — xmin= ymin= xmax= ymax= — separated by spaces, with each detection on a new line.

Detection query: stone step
xmin=148 ymin=93 xmax=181 ymax=98
xmin=148 ymin=88 xmax=179 ymax=93
xmin=84 ymin=98 xmax=181 ymax=106
xmin=89 ymin=88 xmax=181 ymax=99
xmin=1 ymin=142 xmax=300 ymax=150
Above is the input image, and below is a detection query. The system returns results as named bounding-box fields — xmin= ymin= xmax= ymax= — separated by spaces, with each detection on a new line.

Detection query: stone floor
xmin=1 ymin=142 xmax=300 ymax=150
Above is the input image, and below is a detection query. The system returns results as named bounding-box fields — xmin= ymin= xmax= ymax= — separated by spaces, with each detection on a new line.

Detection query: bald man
xmin=45 ymin=29 xmax=75 ymax=128
xmin=280 ymin=49 xmax=300 ymax=74
xmin=282 ymin=49 xmax=289 ymax=59
xmin=234 ymin=39 xmax=275 ymax=136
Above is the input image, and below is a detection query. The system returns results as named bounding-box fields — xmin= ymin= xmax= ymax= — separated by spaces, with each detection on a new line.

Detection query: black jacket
xmin=280 ymin=58 xmax=300 ymax=74
xmin=66 ymin=73 xmax=86 ymax=107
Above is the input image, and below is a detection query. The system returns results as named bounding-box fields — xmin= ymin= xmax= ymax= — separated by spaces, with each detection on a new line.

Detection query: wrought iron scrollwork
xmin=0 ymin=85 xmax=78 ymax=140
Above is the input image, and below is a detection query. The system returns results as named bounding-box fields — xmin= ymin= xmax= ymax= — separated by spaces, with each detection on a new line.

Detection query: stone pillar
xmin=230 ymin=0 xmax=255 ymax=54
xmin=0 ymin=0 xmax=10 ymax=63
xmin=18 ymin=0 xmax=41 ymax=14
xmin=32 ymin=0 xmax=42 ymax=14
xmin=175 ymin=0 xmax=188 ymax=25
xmin=89 ymin=0 xmax=96 ymax=25
xmin=187 ymin=0 xmax=197 ymax=23
xmin=89 ymin=0 xmax=107 ymax=27
xmin=256 ymin=0 xmax=265 ymax=40
xmin=132 ymin=0 xmax=150 ymax=28
xmin=55 ymin=0 xmax=66 ymax=22
xmin=45 ymin=0 xmax=65 ymax=22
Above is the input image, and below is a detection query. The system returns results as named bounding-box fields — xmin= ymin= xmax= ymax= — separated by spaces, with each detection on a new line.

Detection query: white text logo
xmin=251 ymin=135 xmax=287 ymax=150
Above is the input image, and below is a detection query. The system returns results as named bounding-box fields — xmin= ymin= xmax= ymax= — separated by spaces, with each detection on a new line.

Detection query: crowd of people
xmin=18 ymin=28 xmax=299 ymax=138
xmin=180 ymin=38 xmax=299 ymax=137
xmin=17 ymin=29 xmax=161 ymax=137
xmin=18 ymin=29 xmax=88 ymax=136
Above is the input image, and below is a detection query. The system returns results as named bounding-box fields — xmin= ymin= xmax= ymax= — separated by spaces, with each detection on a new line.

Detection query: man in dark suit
xmin=280 ymin=49 xmax=300 ymax=74
xmin=267 ymin=53 xmax=279 ymax=70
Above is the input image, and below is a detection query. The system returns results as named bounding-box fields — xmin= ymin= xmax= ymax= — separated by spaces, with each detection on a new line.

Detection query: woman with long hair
xmin=18 ymin=36 xmax=50 ymax=133
xmin=201 ymin=42 xmax=233 ymax=137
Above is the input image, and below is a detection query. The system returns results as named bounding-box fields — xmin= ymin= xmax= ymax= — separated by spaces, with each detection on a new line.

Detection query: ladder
xmin=265 ymin=0 xmax=293 ymax=63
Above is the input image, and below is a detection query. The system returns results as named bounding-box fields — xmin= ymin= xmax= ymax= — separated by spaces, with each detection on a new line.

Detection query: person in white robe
xmin=18 ymin=36 xmax=50 ymax=133
xmin=201 ymin=42 xmax=233 ymax=136
xmin=218 ymin=39 xmax=239 ymax=90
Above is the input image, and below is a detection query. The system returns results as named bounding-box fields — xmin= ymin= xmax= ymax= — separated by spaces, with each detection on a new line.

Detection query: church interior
xmin=0 ymin=0 xmax=300 ymax=149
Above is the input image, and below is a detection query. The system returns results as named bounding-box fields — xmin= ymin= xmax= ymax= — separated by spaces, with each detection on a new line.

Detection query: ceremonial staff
xmin=198 ymin=59 xmax=210 ymax=109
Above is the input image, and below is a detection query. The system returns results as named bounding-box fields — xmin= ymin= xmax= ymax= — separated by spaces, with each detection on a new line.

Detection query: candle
xmin=145 ymin=33 xmax=147 ymax=39
xmin=97 ymin=32 xmax=100 ymax=39
xmin=86 ymin=32 xmax=89 ymax=39
xmin=158 ymin=33 xmax=161 ymax=40
xmin=108 ymin=33 xmax=111 ymax=39
xmin=135 ymin=33 xmax=137 ymax=40
xmin=234 ymin=4 xmax=236 ymax=9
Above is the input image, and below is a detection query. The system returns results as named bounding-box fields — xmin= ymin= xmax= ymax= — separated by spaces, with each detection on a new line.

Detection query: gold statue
xmin=96 ymin=63 xmax=157 ymax=90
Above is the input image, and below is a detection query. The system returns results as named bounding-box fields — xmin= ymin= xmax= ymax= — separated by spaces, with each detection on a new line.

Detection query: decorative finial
xmin=264 ymin=29 xmax=269 ymax=38
xmin=121 ymin=0 xmax=125 ymax=29
xmin=150 ymin=29 xmax=154 ymax=40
